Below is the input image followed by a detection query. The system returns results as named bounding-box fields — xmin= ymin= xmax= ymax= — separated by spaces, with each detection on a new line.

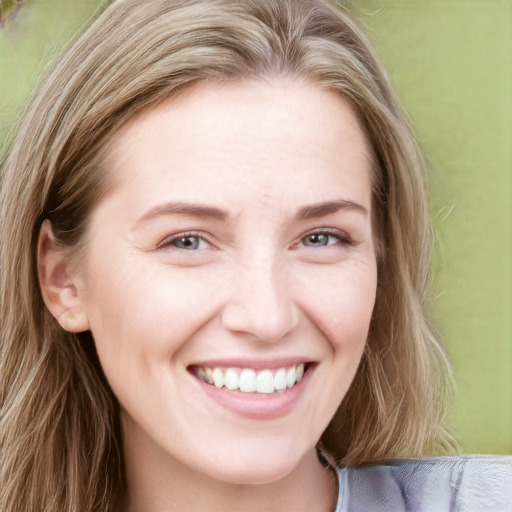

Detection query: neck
xmin=123 ymin=442 xmax=338 ymax=512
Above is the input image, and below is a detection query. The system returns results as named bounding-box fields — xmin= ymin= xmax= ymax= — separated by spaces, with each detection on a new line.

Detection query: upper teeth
xmin=194 ymin=364 xmax=305 ymax=394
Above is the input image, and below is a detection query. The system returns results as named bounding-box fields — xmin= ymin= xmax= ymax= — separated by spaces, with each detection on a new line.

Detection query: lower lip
xmin=192 ymin=369 xmax=312 ymax=420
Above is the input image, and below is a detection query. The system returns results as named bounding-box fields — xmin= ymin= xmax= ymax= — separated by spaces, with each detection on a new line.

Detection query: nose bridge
xmin=221 ymin=247 xmax=299 ymax=341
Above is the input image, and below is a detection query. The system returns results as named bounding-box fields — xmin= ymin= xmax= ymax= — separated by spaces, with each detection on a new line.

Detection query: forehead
xmin=102 ymin=79 xmax=373 ymax=215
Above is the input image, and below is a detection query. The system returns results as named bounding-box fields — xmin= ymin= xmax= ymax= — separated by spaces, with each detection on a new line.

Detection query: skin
xmin=39 ymin=80 xmax=377 ymax=511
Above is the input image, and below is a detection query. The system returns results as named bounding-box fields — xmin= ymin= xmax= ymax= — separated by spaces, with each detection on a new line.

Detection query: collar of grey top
xmin=318 ymin=450 xmax=512 ymax=512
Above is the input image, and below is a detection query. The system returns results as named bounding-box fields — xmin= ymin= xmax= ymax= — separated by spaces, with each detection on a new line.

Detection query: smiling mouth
xmin=189 ymin=363 xmax=310 ymax=395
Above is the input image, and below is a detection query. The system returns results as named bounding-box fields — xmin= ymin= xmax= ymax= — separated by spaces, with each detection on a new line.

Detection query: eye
xmin=158 ymin=232 xmax=210 ymax=251
xmin=300 ymin=229 xmax=351 ymax=248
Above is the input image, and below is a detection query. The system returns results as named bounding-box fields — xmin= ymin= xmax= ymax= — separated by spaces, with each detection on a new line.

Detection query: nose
xmin=220 ymin=255 xmax=299 ymax=342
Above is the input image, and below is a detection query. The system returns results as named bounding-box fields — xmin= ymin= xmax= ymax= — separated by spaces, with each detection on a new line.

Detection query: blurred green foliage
xmin=1 ymin=0 xmax=511 ymax=454
xmin=0 ymin=0 xmax=107 ymax=151
xmin=0 ymin=0 xmax=24 ymax=28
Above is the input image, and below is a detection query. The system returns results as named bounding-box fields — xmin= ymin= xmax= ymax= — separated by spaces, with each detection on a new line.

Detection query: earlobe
xmin=38 ymin=220 xmax=90 ymax=333
xmin=57 ymin=310 xmax=90 ymax=333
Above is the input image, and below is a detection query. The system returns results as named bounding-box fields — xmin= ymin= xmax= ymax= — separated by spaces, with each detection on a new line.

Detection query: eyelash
xmin=297 ymin=228 xmax=353 ymax=249
xmin=157 ymin=228 xmax=352 ymax=251
xmin=157 ymin=231 xmax=212 ymax=251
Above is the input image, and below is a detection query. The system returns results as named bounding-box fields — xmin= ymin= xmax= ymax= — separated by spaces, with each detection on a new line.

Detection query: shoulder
xmin=336 ymin=456 xmax=512 ymax=512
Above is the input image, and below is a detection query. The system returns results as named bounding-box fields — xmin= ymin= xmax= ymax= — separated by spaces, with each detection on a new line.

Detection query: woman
xmin=1 ymin=1 xmax=510 ymax=511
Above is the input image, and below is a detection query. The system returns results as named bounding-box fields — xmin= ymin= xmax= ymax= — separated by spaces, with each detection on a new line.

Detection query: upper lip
xmin=187 ymin=357 xmax=315 ymax=370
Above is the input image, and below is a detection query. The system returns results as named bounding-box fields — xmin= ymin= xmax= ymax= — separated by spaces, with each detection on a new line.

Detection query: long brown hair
xmin=0 ymin=1 xmax=454 ymax=510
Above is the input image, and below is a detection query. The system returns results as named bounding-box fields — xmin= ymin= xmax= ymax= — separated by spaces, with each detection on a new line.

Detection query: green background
xmin=1 ymin=0 xmax=511 ymax=454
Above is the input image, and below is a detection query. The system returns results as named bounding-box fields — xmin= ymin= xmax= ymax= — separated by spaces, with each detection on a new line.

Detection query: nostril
xmin=221 ymin=306 xmax=299 ymax=342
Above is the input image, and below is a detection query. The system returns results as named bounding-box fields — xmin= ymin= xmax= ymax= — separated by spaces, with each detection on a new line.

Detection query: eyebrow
xmin=295 ymin=199 xmax=368 ymax=220
xmin=136 ymin=198 xmax=368 ymax=226
xmin=136 ymin=202 xmax=229 ymax=225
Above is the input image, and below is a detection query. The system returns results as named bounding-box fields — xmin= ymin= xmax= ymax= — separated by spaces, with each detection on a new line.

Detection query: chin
xmin=204 ymin=443 xmax=305 ymax=486
xmin=216 ymin=463 xmax=295 ymax=486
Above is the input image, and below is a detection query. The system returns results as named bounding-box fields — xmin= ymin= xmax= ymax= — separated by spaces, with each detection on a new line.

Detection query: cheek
xmin=81 ymin=261 xmax=224 ymax=370
xmin=298 ymin=262 xmax=377 ymax=352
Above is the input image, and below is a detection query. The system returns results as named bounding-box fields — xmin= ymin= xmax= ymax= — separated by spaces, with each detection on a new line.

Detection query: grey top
xmin=334 ymin=456 xmax=512 ymax=512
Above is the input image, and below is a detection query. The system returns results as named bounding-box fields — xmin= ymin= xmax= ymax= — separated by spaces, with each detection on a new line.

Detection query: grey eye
xmin=173 ymin=236 xmax=201 ymax=250
xmin=303 ymin=233 xmax=331 ymax=247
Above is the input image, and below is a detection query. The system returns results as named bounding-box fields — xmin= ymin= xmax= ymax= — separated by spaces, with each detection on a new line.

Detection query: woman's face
xmin=74 ymin=81 xmax=377 ymax=484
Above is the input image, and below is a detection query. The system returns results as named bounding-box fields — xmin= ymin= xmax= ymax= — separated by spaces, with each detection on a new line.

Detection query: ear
xmin=37 ymin=220 xmax=90 ymax=333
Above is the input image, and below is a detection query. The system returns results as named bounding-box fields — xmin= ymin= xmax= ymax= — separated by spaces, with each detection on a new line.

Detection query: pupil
xmin=177 ymin=237 xmax=198 ymax=249
xmin=309 ymin=233 xmax=328 ymax=246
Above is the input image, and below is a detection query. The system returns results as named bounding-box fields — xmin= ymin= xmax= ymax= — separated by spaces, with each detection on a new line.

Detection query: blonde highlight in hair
xmin=1 ymin=1 xmax=455 ymax=510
